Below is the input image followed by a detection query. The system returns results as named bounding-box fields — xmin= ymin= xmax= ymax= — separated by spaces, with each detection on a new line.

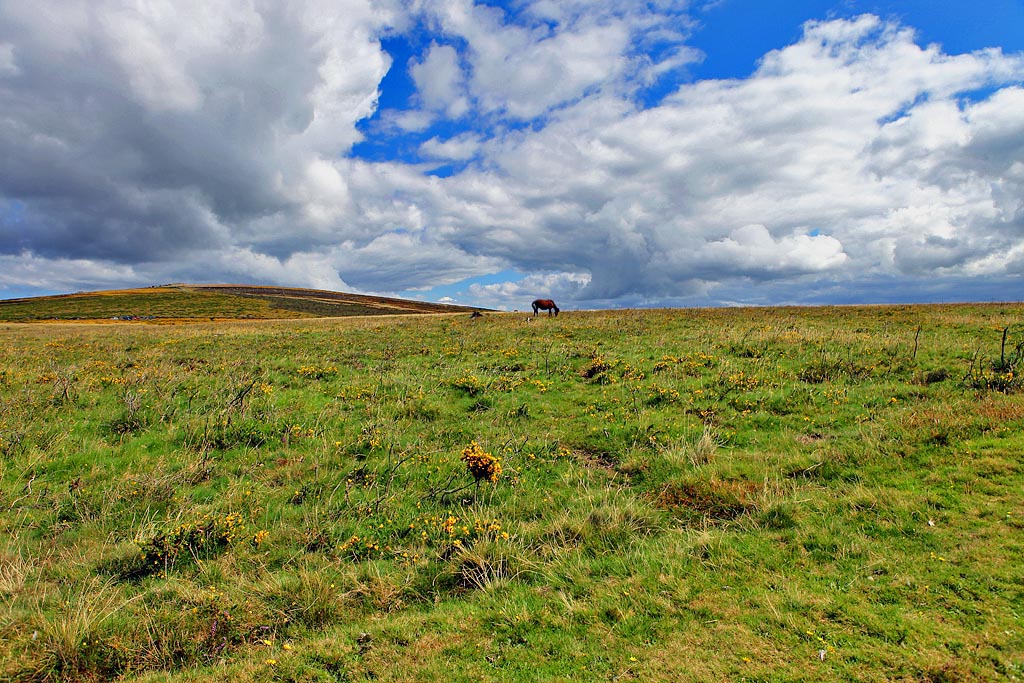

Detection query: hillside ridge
xmin=0 ymin=283 xmax=488 ymax=322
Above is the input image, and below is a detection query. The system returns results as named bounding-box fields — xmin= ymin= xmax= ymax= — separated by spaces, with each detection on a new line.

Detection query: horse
xmin=532 ymin=299 xmax=560 ymax=317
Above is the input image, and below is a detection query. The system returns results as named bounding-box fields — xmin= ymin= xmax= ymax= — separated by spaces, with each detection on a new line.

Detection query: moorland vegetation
xmin=0 ymin=303 xmax=1022 ymax=682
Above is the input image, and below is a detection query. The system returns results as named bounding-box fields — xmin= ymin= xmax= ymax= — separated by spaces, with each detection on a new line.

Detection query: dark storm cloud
xmin=0 ymin=0 xmax=393 ymax=273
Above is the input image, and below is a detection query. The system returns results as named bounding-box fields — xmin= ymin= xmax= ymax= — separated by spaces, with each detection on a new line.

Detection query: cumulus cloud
xmin=1 ymin=3 xmax=1023 ymax=308
xmin=420 ymin=133 xmax=482 ymax=161
xmin=0 ymin=0 xmax=396 ymax=263
xmin=698 ymin=225 xmax=847 ymax=276
xmin=443 ymin=15 xmax=1024 ymax=302
xmin=419 ymin=0 xmax=689 ymax=119
xmin=410 ymin=43 xmax=470 ymax=119
xmin=0 ymin=251 xmax=147 ymax=294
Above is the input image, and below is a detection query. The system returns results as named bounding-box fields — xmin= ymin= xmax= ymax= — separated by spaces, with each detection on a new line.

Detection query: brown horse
xmin=532 ymin=299 xmax=560 ymax=316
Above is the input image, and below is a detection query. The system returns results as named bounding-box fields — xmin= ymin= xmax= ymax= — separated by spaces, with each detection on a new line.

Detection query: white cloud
xmin=284 ymin=158 xmax=352 ymax=228
xmin=410 ymin=43 xmax=470 ymax=118
xmin=2 ymin=6 xmax=1023 ymax=307
xmin=203 ymin=246 xmax=353 ymax=292
xmin=324 ymin=229 xmax=505 ymax=291
xmin=444 ymin=15 xmax=1024 ymax=301
xmin=388 ymin=109 xmax=436 ymax=132
xmin=0 ymin=43 xmax=18 ymax=76
xmin=420 ymin=133 xmax=481 ymax=161
xmin=421 ymin=0 xmax=686 ymax=119
xmin=698 ymin=225 xmax=847 ymax=275
xmin=471 ymin=21 xmax=632 ymax=119
xmin=0 ymin=251 xmax=147 ymax=293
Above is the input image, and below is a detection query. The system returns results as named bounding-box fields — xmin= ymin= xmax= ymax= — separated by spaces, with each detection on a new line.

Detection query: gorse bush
xmin=797 ymin=355 xmax=870 ymax=383
xmin=124 ymin=513 xmax=249 ymax=580
xmin=965 ymin=324 xmax=1024 ymax=393
xmin=461 ymin=441 xmax=502 ymax=483
xmin=296 ymin=364 xmax=338 ymax=380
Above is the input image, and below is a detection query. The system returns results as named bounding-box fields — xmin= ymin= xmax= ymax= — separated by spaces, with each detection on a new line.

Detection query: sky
xmin=1 ymin=1 xmax=1023 ymax=310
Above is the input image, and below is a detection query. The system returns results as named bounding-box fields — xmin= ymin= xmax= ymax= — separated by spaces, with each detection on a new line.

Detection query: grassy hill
xmin=0 ymin=284 xmax=485 ymax=322
xmin=0 ymin=303 xmax=1022 ymax=682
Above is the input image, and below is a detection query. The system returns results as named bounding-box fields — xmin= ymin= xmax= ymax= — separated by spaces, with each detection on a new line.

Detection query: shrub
xmin=461 ymin=441 xmax=502 ymax=484
xmin=296 ymin=365 xmax=338 ymax=380
xmin=119 ymin=513 xmax=248 ymax=580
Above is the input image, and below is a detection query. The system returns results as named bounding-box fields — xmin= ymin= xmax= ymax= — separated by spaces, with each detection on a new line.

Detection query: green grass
xmin=0 ymin=305 xmax=1022 ymax=682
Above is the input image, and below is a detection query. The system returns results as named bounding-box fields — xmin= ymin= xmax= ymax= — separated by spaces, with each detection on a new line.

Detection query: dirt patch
xmin=654 ymin=479 xmax=758 ymax=521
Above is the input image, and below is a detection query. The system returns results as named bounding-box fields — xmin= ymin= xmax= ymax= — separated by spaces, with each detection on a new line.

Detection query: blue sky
xmin=1 ymin=0 xmax=1023 ymax=308
xmin=692 ymin=0 xmax=1024 ymax=78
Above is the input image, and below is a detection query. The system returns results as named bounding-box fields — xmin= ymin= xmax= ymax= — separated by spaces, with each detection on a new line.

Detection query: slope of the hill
xmin=0 ymin=284 xmax=487 ymax=322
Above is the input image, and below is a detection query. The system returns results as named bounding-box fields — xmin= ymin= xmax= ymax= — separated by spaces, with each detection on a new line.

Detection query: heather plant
xmin=0 ymin=304 xmax=1021 ymax=682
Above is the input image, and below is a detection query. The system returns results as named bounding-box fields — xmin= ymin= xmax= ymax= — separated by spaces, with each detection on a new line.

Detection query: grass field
xmin=0 ymin=304 xmax=1022 ymax=682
